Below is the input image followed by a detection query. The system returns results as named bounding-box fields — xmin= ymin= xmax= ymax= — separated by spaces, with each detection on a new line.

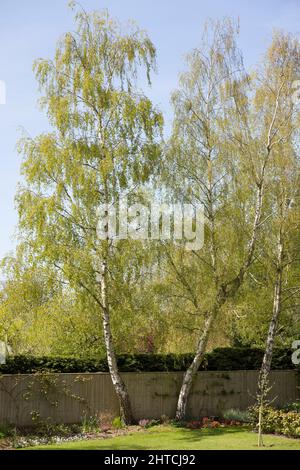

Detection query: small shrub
xmin=148 ymin=419 xmax=160 ymax=428
xmin=223 ymin=408 xmax=250 ymax=423
xmin=169 ymin=419 xmax=187 ymax=428
xmin=0 ymin=425 xmax=17 ymax=438
xmin=248 ymin=405 xmax=300 ymax=438
xmin=35 ymin=422 xmax=76 ymax=437
xmin=112 ymin=416 xmax=124 ymax=429
xmin=81 ymin=415 xmax=100 ymax=433
xmin=282 ymin=402 xmax=300 ymax=413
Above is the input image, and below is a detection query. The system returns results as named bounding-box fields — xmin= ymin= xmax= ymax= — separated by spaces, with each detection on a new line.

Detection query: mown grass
xmin=27 ymin=425 xmax=300 ymax=450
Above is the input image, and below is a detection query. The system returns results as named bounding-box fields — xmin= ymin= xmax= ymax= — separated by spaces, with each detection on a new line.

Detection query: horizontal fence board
xmin=0 ymin=370 xmax=299 ymax=426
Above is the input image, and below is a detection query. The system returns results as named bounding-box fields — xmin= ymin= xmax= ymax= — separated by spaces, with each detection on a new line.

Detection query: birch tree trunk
xmin=175 ymin=310 xmax=216 ymax=420
xmin=175 ymin=177 xmax=266 ymax=420
xmin=257 ymin=232 xmax=283 ymax=446
xmin=261 ymin=240 xmax=283 ymax=377
xmin=174 ymin=71 xmax=284 ymax=419
xmin=99 ymin=258 xmax=134 ymax=425
xmin=172 ymin=25 xmax=290 ymax=422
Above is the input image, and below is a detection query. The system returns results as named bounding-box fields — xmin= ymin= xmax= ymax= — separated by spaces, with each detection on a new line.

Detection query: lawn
xmin=28 ymin=426 xmax=300 ymax=450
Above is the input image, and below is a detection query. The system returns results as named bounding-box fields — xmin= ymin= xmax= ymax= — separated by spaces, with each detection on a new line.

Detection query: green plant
xmin=0 ymin=348 xmax=295 ymax=374
xmin=169 ymin=419 xmax=187 ymax=428
xmin=30 ymin=410 xmax=41 ymax=423
xmin=35 ymin=421 xmax=76 ymax=437
xmin=112 ymin=416 xmax=125 ymax=429
xmin=81 ymin=415 xmax=100 ymax=433
xmin=0 ymin=424 xmax=17 ymax=439
xmin=147 ymin=419 xmax=160 ymax=428
xmin=248 ymin=405 xmax=300 ymax=438
xmin=223 ymin=409 xmax=250 ymax=423
xmin=282 ymin=402 xmax=300 ymax=413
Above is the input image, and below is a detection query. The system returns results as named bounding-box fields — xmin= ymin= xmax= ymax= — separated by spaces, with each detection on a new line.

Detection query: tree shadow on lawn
xmin=33 ymin=427 xmax=250 ymax=451
xmin=174 ymin=427 xmax=299 ymax=450
xmin=32 ymin=425 xmax=300 ymax=451
xmin=175 ymin=426 xmax=253 ymax=445
xmin=179 ymin=426 xmax=248 ymax=439
xmin=173 ymin=426 xmax=251 ymax=445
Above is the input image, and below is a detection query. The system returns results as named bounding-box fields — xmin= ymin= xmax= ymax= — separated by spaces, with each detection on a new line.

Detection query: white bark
xmin=175 ymin=312 xmax=215 ymax=420
xmin=100 ymin=259 xmax=133 ymax=425
xmin=257 ymin=232 xmax=283 ymax=446
xmin=261 ymin=239 xmax=283 ymax=377
xmin=175 ymin=153 xmax=270 ymax=420
xmin=175 ymin=61 xmax=283 ymax=421
xmin=175 ymin=177 xmax=266 ymax=420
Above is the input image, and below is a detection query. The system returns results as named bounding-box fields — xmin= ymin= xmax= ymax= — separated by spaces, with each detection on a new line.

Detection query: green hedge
xmin=0 ymin=348 xmax=295 ymax=374
xmin=204 ymin=347 xmax=294 ymax=371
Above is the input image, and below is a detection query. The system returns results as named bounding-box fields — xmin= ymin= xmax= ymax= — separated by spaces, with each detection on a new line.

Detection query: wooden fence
xmin=0 ymin=370 xmax=299 ymax=426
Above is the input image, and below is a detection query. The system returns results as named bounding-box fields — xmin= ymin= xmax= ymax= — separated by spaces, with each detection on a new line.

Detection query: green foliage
xmin=33 ymin=422 xmax=78 ymax=438
xmin=249 ymin=405 xmax=300 ymax=438
xmin=112 ymin=416 xmax=125 ymax=429
xmin=205 ymin=347 xmax=295 ymax=371
xmin=0 ymin=356 xmax=108 ymax=374
xmin=0 ymin=251 xmax=166 ymax=357
xmin=0 ymin=425 xmax=17 ymax=439
xmin=0 ymin=348 xmax=295 ymax=374
xmin=80 ymin=415 xmax=100 ymax=433
xmin=14 ymin=7 xmax=163 ymax=384
xmin=223 ymin=409 xmax=250 ymax=423
xmin=281 ymin=402 xmax=300 ymax=413
xmin=1 ymin=10 xmax=300 ymax=391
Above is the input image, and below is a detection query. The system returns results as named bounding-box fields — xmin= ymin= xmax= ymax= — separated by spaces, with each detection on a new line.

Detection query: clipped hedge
xmin=0 ymin=347 xmax=296 ymax=374
xmin=204 ymin=347 xmax=295 ymax=371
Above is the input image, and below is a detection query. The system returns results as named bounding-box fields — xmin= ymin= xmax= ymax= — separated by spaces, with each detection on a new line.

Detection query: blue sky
xmin=0 ymin=0 xmax=299 ymax=259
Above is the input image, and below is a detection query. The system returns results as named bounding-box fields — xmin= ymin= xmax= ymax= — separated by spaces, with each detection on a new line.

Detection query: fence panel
xmin=0 ymin=370 xmax=298 ymax=425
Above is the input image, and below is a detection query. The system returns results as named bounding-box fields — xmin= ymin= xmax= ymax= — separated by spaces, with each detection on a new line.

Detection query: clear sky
xmin=0 ymin=0 xmax=300 ymax=259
